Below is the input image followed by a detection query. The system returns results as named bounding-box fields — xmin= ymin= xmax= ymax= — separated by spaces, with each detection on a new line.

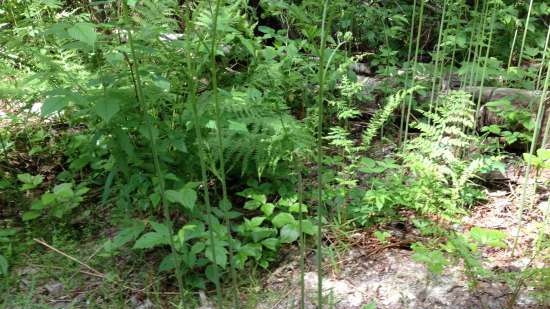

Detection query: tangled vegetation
xmin=0 ymin=0 xmax=549 ymax=308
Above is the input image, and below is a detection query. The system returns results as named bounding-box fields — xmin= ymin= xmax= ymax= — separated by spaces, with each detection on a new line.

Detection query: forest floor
xmin=257 ymin=164 xmax=549 ymax=309
xmin=2 ymin=104 xmax=549 ymax=309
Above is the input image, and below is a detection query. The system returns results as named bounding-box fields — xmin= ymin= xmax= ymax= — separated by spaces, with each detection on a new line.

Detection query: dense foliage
xmin=0 ymin=0 xmax=549 ymax=308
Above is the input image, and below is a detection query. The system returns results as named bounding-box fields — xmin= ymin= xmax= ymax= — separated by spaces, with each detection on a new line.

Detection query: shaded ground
xmin=258 ymin=165 xmax=549 ymax=309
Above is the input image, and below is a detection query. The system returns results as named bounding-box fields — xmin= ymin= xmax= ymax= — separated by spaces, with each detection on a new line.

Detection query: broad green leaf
xmin=244 ymin=200 xmax=261 ymax=210
xmin=133 ymin=232 xmax=169 ymax=249
xmin=166 ymin=188 xmax=196 ymax=210
xmin=22 ymin=211 xmax=41 ymax=221
xmin=150 ymin=221 xmax=171 ymax=237
xmin=42 ymin=96 xmax=68 ymax=116
xmin=152 ymin=76 xmax=170 ymax=91
xmin=271 ymin=212 xmax=295 ymax=228
xmin=469 ymin=227 xmax=507 ymax=248
xmin=280 ymin=224 xmax=300 ymax=243
xmin=0 ymin=255 xmax=8 ymax=275
xmin=249 ymin=216 xmax=265 ymax=227
xmin=261 ymin=238 xmax=279 ymax=251
xmin=205 ymin=264 xmax=220 ymax=283
xmin=0 ymin=229 xmax=16 ymax=238
xmin=537 ymin=149 xmax=550 ymax=160
xmin=228 ymin=120 xmax=248 ymax=133
xmin=260 ymin=203 xmax=275 ymax=216
xmin=205 ymin=244 xmax=228 ymax=268
xmin=95 ymin=100 xmax=120 ymax=122
xmin=127 ymin=0 xmax=138 ymax=7
xmin=68 ymin=23 xmax=97 ymax=47
xmin=299 ymin=220 xmax=317 ymax=236
xmin=411 ymin=243 xmax=448 ymax=274
xmin=251 ymin=227 xmax=274 ymax=242
xmin=17 ymin=173 xmax=43 ymax=190
xmin=362 ymin=302 xmax=377 ymax=309
xmin=159 ymin=253 xmax=177 ymax=272
xmin=239 ymin=243 xmax=262 ymax=259
xmin=104 ymin=221 xmax=145 ymax=252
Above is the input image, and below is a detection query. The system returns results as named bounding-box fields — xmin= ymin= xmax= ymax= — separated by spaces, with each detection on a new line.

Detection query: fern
xmin=362 ymin=86 xmax=420 ymax=149
xmin=402 ymin=90 xmax=490 ymax=218
xmin=198 ymin=87 xmax=314 ymax=177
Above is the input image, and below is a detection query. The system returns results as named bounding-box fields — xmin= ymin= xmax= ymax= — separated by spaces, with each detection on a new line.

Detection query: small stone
xmin=44 ymin=282 xmax=64 ymax=298
xmin=136 ymin=299 xmax=154 ymax=309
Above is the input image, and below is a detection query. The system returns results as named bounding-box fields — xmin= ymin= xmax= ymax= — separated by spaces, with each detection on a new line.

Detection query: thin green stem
xmin=535 ymin=25 xmax=550 ymax=90
xmin=511 ymin=60 xmax=550 ymax=256
xmin=517 ymin=0 xmax=534 ymax=67
xmin=297 ymin=165 xmax=306 ymax=309
xmin=208 ymin=0 xmax=240 ymax=307
xmin=399 ymin=0 xmax=418 ymax=146
xmin=403 ymin=0 xmax=425 ymax=147
xmin=124 ymin=10 xmax=186 ymax=305
xmin=474 ymin=6 xmax=497 ymax=131
xmin=507 ymin=24 xmax=519 ymax=70
xmin=428 ymin=0 xmax=448 ymax=121
xmin=460 ymin=0 xmax=479 ymax=90
xmin=316 ymin=2 xmax=329 ymax=307
xmin=468 ymin=0 xmax=489 ymax=89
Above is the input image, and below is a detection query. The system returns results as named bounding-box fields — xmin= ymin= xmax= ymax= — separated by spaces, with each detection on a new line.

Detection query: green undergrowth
xmin=1 ymin=0 xmax=549 ymax=308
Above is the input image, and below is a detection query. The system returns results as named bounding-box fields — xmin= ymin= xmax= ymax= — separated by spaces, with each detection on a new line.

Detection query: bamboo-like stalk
xmin=403 ymin=0 xmax=425 ymax=147
xmin=517 ymin=0 xmax=534 ymax=67
xmin=511 ymin=60 xmax=550 ymax=256
xmin=460 ymin=0 xmax=480 ymax=90
xmin=179 ymin=9 xmax=225 ymax=308
xmin=507 ymin=24 xmax=519 ymax=70
xmin=535 ymin=25 xmax=550 ymax=90
xmin=123 ymin=7 xmax=187 ymax=305
xmin=297 ymin=165 xmax=306 ymax=309
xmin=467 ymin=0 xmax=489 ymax=89
xmin=208 ymin=0 xmax=240 ymax=306
xmin=428 ymin=0 xmax=449 ymax=122
xmin=473 ymin=5 xmax=497 ymax=131
xmin=316 ymin=2 xmax=329 ymax=307
xmin=398 ymin=0 xmax=418 ymax=146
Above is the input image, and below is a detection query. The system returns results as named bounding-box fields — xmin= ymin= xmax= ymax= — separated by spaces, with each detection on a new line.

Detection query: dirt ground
xmin=258 ymin=164 xmax=549 ymax=309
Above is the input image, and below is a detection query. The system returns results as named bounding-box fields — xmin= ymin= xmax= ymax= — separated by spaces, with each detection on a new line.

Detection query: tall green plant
xmin=512 ymin=60 xmax=550 ymax=255
xmin=208 ymin=0 xmax=239 ymax=306
xmin=316 ymin=2 xmax=329 ymax=307
xmin=123 ymin=3 xmax=186 ymax=303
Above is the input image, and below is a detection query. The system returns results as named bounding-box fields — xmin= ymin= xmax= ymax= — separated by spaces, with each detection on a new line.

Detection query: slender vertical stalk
xmin=460 ymin=0 xmax=479 ymax=90
xmin=428 ymin=0 xmax=449 ymax=121
xmin=517 ymin=0 xmax=534 ymax=67
xmin=297 ymin=165 xmax=306 ymax=309
xmin=208 ymin=0 xmax=240 ymax=306
xmin=398 ymin=0 xmax=418 ymax=146
xmin=403 ymin=0 xmax=425 ymax=147
xmin=316 ymin=2 xmax=329 ymax=307
xmin=511 ymin=60 xmax=550 ymax=256
xmin=467 ymin=0 xmax=489 ymax=89
xmin=123 ymin=10 xmax=186 ymax=305
xmin=474 ymin=6 xmax=497 ymax=131
xmin=535 ymin=25 xmax=550 ymax=90
xmin=507 ymin=24 xmax=519 ymax=70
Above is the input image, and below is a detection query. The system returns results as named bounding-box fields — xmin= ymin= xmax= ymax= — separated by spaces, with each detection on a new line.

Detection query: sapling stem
xmin=535 ymin=25 xmax=550 ymax=90
xmin=507 ymin=24 xmax=519 ymax=70
xmin=124 ymin=9 xmax=187 ymax=305
xmin=517 ymin=0 xmax=534 ymax=67
xmin=428 ymin=0 xmax=449 ymax=122
xmin=316 ymin=1 xmax=329 ymax=307
xmin=511 ymin=60 xmax=550 ymax=256
xmin=403 ymin=0 xmax=425 ymax=147
xmin=398 ymin=0 xmax=418 ymax=146
xmin=208 ymin=0 xmax=240 ymax=306
xmin=474 ymin=6 xmax=497 ymax=131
